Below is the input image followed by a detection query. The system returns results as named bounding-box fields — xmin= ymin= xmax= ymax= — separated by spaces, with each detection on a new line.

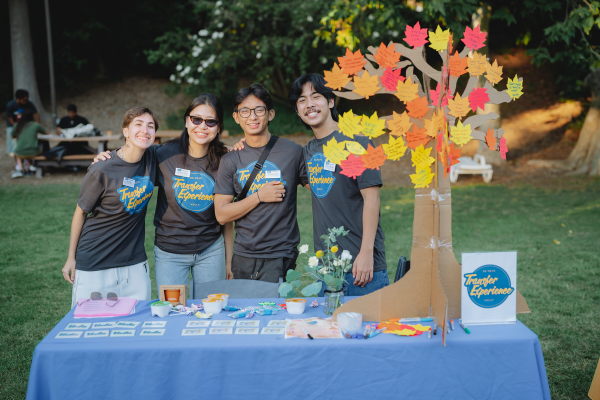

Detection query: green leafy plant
xmin=278 ymin=227 xmax=353 ymax=298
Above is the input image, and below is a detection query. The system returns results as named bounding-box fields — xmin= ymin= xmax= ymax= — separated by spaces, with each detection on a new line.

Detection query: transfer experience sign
xmin=461 ymin=251 xmax=517 ymax=325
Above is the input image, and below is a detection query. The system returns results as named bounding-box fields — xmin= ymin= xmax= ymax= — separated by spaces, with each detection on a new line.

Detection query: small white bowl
xmin=208 ymin=294 xmax=229 ymax=307
xmin=202 ymin=298 xmax=223 ymax=314
xmin=286 ymin=298 xmax=307 ymax=315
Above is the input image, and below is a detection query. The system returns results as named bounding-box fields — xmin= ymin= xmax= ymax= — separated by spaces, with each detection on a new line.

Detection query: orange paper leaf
xmin=407 ymin=96 xmax=429 ymax=120
xmin=340 ymin=154 xmax=367 ymax=179
xmin=337 ymin=48 xmax=367 ymax=76
xmin=485 ymin=127 xmax=496 ymax=150
xmin=485 ymin=60 xmax=503 ymax=85
xmin=360 ymin=144 xmax=387 ymax=170
xmin=373 ymin=42 xmax=401 ymax=69
xmin=387 ymin=111 xmax=412 ymax=137
xmin=467 ymin=51 xmax=486 ymax=77
xmin=447 ymin=92 xmax=470 ymax=119
xmin=352 ymin=71 xmax=381 ymax=99
xmin=425 ymin=109 xmax=445 ymax=137
xmin=449 ymin=51 xmax=468 ymax=77
xmin=394 ymin=76 xmax=419 ymax=103
xmin=406 ymin=124 xmax=430 ymax=149
xmin=324 ymin=63 xmax=351 ymax=90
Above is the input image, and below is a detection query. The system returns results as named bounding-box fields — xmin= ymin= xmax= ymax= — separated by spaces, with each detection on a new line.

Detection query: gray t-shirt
xmin=214 ymin=136 xmax=308 ymax=259
xmin=303 ymin=131 xmax=386 ymax=272
xmin=76 ymin=147 xmax=157 ymax=271
xmin=154 ymin=143 xmax=221 ymax=254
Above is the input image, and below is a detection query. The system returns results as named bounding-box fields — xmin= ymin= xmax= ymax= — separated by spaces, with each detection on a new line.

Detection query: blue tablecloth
xmin=26 ymin=298 xmax=550 ymax=400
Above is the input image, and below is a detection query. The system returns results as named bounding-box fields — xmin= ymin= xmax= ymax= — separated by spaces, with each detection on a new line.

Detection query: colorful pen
xmin=363 ymin=324 xmax=370 ymax=338
xmin=459 ymin=319 xmax=471 ymax=334
xmin=303 ymin=329 xmax=314 ymax=339
xmin=433 ymin=323 xmax=437 ymax=335
xmin=340 ymin=328 xmax=351 ymax=339
xmin=398 ymin=317 xmax=433 ymax=323
xmin=368 ymin=327 xmax=387 ymax=338
xmin=450 ymin=319 xmax=455 ymax=331
xmin=428 ymin=329 xmax=432 ymax=339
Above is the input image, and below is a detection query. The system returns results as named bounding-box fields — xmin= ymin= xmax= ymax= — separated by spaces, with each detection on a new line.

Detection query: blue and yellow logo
xmin=172 ymin=172 xmax=215 ymax=212
xmin=236 ymin=161 xmax=286 ymax=195
xmin=307 ymin=153 xmax=336 ymax=198
xmin=117 ymin=176 xmax=154 ymax=215
xmin=464 ymin=265 xmax=514 ymax=308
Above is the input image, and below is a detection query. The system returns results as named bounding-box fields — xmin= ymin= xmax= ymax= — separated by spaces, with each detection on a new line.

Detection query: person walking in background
xmin=214 ymin=84 xmax=308 ymax=282
xmin=61 ymin=106 xmax=158 ymax=307
xmin=5 ymin=89 xmax=40 ymax=174
xmin=10 ymin=109 xmax=46 ymax=178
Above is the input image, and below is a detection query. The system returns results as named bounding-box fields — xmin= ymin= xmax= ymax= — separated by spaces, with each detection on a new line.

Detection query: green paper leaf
xmin=301 ymin=281 xmax=322 ymax=296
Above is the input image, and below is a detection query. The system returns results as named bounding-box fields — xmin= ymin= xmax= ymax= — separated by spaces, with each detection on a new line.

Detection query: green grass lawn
xmin=1 ymin=182 xmax=599 ymax=399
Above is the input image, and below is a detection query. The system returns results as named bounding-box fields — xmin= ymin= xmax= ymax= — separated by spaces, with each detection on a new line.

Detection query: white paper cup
xmin=150 ymin=301 xmax=172 ymax=318
xmin=285 ymin=298 xmax=307 ymax=314
xmin=202 ymin=298 xmax=223 ymax=314
xmin=208 ymin=294 xmax=229 ymax=307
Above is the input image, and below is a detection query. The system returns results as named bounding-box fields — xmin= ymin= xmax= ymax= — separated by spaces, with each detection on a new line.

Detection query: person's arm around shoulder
xmin=352 ymin=186 xmax=380 ymax=287
xmin=222 ymin=222 xmax=234 ymax=279
xmin=62 ymin=205 xmax=87 ymax=284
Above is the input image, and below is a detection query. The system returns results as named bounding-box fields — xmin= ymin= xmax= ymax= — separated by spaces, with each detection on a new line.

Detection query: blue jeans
xmin=318 ymin=269 xmax=390 ymax=297
xmin=154 ymin=235 xmax=225 ymax=299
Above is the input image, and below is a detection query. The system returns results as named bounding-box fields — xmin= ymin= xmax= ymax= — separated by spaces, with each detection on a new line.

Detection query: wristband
xmin=256 ymin=192 xmax=262 ymax=203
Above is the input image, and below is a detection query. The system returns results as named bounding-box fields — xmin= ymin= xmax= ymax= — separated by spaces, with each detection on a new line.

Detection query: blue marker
xmin=399 ymin=317 xmax=433 ymax=323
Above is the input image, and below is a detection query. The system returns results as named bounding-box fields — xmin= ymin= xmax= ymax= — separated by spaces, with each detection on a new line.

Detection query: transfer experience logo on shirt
xmin=464 ymin=265 xmax=514 ymax=308
xmin=117 ymin=176 xmax=154 ymax=215
xmin=172 ymin=172 xmax=215 ymax=212
xmin=307 ymin=153 xmax=335 ymax=198
xmin=236 ymin=160 xmax=286 ymax=195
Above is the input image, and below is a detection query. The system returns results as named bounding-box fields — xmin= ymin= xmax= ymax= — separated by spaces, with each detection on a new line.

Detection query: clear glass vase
xmin=324 ymin=285 xmax=344 ymax=315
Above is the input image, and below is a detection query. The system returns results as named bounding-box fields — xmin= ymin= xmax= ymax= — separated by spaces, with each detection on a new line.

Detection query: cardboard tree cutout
xmin=325 ymin=24 xmax=531 ymax=346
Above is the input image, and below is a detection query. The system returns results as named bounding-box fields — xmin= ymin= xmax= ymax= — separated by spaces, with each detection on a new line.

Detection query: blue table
xmin=26 ymin=298 xmax=550 ymax=400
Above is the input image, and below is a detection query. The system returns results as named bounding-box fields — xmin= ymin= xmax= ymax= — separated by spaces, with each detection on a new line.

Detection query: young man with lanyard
xmin=289 ymin=73 xmax=388 ymax=295
xmin=214 ymin=84 xmax=308 ymax=282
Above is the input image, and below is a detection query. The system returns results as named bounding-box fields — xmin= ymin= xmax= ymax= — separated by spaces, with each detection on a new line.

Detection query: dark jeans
xmin=318 ymin=269 xmax=390 ymax=297
xmin=231 ymin=254 xmax=298 ymax=283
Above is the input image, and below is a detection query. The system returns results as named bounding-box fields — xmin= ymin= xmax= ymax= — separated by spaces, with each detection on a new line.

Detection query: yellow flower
xmin=331 ymin=246 xmax=339 ymax=253
xmin=316 ymin=250 xmax=324 ymax=258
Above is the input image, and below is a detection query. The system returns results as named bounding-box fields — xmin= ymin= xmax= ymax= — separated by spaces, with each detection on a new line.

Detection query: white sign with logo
xmin=461 ymin=251 xmax=517 ymax=325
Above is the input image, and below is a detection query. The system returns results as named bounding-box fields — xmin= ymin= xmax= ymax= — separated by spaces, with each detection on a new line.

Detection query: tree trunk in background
xmin=8 ymin=0 xmax=50 ymax=124
xmin=528 ymin=70 xmax=600 ymax=175
xmin=473 ymin=3 xmax=504 ymax=166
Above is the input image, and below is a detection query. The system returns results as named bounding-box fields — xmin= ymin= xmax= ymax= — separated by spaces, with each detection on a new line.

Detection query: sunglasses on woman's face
xmin=189 ymin=116 xmax=219 ymax=128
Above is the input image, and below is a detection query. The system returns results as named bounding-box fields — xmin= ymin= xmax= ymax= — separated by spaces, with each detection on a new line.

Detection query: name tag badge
xmin=324 ymin=160 xmax=336 ymax=172
xmin=175 ymin=168 xmax=191 ymax=178
xmin=265 ymin=170 xmax=281 ymax=179
xmin=123 ymin=177 xmax=135 ymax=187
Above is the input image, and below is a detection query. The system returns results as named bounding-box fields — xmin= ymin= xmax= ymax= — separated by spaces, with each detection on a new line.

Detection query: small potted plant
xmin=278 ymin=227 xmax=353 ymax=315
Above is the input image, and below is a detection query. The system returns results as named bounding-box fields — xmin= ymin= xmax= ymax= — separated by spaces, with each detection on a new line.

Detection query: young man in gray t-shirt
xmin=288 ymin=73 xmax=389 ymax=296
xmin=214 ymin=84 xmax=308 ymax=283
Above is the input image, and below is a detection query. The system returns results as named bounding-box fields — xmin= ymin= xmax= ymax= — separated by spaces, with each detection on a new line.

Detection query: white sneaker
xmin=28 ymin=165 xmax=37 ymax=172
xmin=11 ymin=170 xmax=23 ymax=179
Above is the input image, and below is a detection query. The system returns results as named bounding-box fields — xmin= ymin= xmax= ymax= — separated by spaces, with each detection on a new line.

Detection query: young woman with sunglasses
xmin=94 ymin=94 xmax=234 ymax=297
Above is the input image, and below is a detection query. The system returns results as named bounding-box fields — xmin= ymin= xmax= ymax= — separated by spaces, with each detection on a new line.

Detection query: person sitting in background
xmin=57 ymin=104 xmax=89 ymax=134
xmin=6 ymin=89 xmax=40 ymax=174
xmin=11 ymin=109 xmax=46 ymax=178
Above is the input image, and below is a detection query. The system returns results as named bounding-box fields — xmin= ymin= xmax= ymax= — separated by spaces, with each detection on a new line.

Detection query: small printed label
xmin=84 ymin=330 xmax=109 ymax=338
xmin=123 ymin=177 xmax=136 ymax=187
xmin=110 ymin=330 xmax=136 ymax=337
xmin=236 ymin=320 xmax=260 ymax=327
xmin=56 ymin=331 xmax=83 ymax=339
xmin=212 ymin=320 xmax=235 ymax=327
xmin=265 ymin=170 xmax=281 ymax=179
xmin=115 ymin=321 xmax=141 ymax=328
xmin=235 ymin=328 xmax=259 ymax=335
xmin=140 ymin=329 xmax=166 ymax=336
xmin=175 ymin=168 xmax=191 ymax=178
xmin=142 ymin=321 xmax=167 ymax=328
xmin=186 ymin=320 xmax=211 ymax=328
xmin=209 ymin=327 xmax=233 ymax=335
xmin=261 ymin=327 xmax=285 ymax=335
xmin=92 ymin=322 xmax=117 ymax=329
xmin=266 ymin=320 xmax=286 ymax=327
xmin=182 ymin=329 xmax=206 ymax=336
xmin=324 ymin=160 xmax=336 ymax=172
xmin=65 ymin=323 xmax=91 ymax=330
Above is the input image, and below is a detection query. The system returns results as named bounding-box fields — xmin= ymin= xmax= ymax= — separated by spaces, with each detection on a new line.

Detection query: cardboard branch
xmin=392 ymin=43 xmax=442 ymax=83
xmin=463 ymin=113 xmax=500 ymax=130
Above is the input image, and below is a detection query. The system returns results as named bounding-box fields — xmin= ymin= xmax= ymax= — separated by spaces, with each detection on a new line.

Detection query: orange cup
xmin=165 ymin=289 xmax=181 ymax=304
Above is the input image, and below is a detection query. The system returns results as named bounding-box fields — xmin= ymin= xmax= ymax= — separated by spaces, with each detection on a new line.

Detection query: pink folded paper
xmin=74 ymin=297 xmax=138 ymax=317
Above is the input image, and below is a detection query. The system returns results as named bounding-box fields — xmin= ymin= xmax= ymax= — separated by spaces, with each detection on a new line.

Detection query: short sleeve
xmin=356 ymin=137 xmax=383 ymax=190
xmin=213 ymin=156 xmax=236 ymax=196
xmin=36 ymin=123 xmax=46 ymax=134
xmin=298 ymin=147 xmax=309 ymax=187
xmin=77 ymin=170 xmax=106 ymax=213
xmin=82 ymin=117 xmax=90 ymax=125
xmin=58 ymin=117 xmax=69 ymax=129
xmin=29 ymin=102 xmax=38 ymax=113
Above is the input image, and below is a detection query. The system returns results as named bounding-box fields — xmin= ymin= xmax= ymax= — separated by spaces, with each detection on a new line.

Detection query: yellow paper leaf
xmin=485 ymin=59 xmax=503 ymax=85
xmin=411 ymin=144 xmax=435 ymax=169
xmin=387 ymin=111 xmax=412 ymax=137
xmin=324 ymin=63 xmax=352 ymax=90
xmin=382 ymin=135 xmax=408 ymax=161
xmin=394 ymin=76 xmax=419 ymax=103
xmin=467 ymin=51 xmax=486 ymax=77
xmin=344 ymin=141 xmax=367 ymax=155
xmin=393 ymin=329 xmax=420 ymax=336
xmin=352 ymin=71 xmax=381 ymax=99
xmin=447 ymin=92 xmax=470 ymax=119
xmin=429 ymin=25 xmax=451 ymax=51
xmin=410 ymin=166 xmax=435 ymax=188
xmin=410 ymin=324 xmax=432 ymax=332
xmin=323 ymin=136 xmax=350 ymax=165
xmin=506 ymin=74 xmax=523 ymax=100
xmin=450 ymin=120 xmax=473 ymax=146
xmin=360 ymin=111 xmax=386 ymax=139
xmin=338 ymin=110 xmax=363 ymax=139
